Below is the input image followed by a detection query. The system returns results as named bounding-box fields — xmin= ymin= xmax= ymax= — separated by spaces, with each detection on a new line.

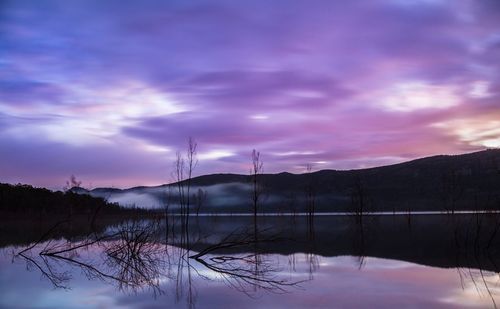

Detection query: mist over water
xmin=92 ymin=183 xmax=287 ymax=211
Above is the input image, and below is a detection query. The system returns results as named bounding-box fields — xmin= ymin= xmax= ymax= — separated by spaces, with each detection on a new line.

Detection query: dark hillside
xmin=79 ymin=149 xmax=500 ymax=212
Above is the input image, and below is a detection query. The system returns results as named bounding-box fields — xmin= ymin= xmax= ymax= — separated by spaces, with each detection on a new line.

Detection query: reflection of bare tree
xmin=452 ymin=213 xmax=500 ymax=308
xmin=195 ymin=253 xmax=302 ymax=294
xmin=102 ymin=220 xmax=169 ymax=296
xmin=17 ymin=238 xmax=130 ymax=291
xmin=15 ymin=219 xmax=169 ymax=296
xmin=456 ymin=267 xmax=499 ymax=308
xmin=305 ymin=252 xmax=320 ymax=280
xmin=15 ymin=218 xmax=305 ymax=308
xmin=346 ymin=214 xmax=368 ymax=270
xmin=169 ymin=246 xmax=198 ymax=309
xmin=18 ymin=251 xmax=71 ymax=289
xmin=189 ymin=228 xmax=269 ymax=259
xmin=189 ymin=228 xmax=305 ymax=295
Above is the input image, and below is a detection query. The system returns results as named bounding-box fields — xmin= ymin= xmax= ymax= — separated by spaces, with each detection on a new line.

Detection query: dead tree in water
xmin=185 ymin=137 xmax=198 ymax=219
xmin=350 ymin=175 xmax=368 ymax=221
xmin=251 ymin=149 xmax=264 ymax=218
xmin=174 ymin=151 xmax=186 ymax=216
xmin=250 ymin=149 xmax=264 ymax=238
xmin=440 ymin=167 xmax=464 ymax=214
xmin=304 ymin=164 xmax=317 ymax=230
xmin=249 ymin=150 xmax=264 ymax=288
xmin=172 ymin=137 xmax=198 ymax=247
xmin=194 ymin=188 xmax=207 ymax=216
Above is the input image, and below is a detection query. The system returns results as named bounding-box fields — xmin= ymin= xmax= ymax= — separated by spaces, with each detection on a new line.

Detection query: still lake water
xmin=1 ymin=214 xmax=500 ymax=308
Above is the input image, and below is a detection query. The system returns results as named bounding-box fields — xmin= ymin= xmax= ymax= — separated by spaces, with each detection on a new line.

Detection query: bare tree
xmin=250 ymin=149 xmax=264 ymax=218
xmin=194 ymin=188 xmax=207 ymax=216
xmin=172 ymin=137 xmax=198 ymax=250
xmin=350 ymin=175 xmax=368 ymax=220
xmin=63 ymin=175 xmax=82 ymax=192
xmin=305 ymin=164 xmax=316 ymax=217
xmin=249 ymin=149 xmax=264 ymax=276
xmin=441 ymin=167 xmax=464 ymax=214
xmin=173 ymin=138 xmax=198 ymax=215
xmin=174 ymin=151 xmax=186 ymax=215
xmin=62 ymin=175 xmax=83 ymax=219
xmin=163 ymin=185 xmax=174 ymax=243
xmin=185 ymin=137 xmax=198 ymax=218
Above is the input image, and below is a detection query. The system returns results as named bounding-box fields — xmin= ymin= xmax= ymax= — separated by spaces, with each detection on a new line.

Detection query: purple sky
xmin=1 ymin=0 xmax=500 ymax=189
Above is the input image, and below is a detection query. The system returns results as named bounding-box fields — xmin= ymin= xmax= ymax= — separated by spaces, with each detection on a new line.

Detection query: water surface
xmin=1 ymin=214 xmax=499 ymax=308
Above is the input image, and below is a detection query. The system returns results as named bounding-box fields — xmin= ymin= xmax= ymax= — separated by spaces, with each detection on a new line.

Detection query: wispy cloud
xmin=1 ymin=0 xmax=499 ymax=187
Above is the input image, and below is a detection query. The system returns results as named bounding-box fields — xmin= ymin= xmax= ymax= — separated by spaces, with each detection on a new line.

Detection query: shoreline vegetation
xmin=0 ymin=182 xmax=159 ymax=219
xmin=0 ymin=183 xmax=161 ymax=248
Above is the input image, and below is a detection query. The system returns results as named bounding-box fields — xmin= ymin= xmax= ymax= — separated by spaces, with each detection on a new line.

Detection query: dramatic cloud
xmin=0 ymin=0 xmax=499 ymax=188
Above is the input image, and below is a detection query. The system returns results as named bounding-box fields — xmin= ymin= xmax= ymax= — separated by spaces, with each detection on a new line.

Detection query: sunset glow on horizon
xmin=1 ymin=0 xmax=499 ymax=188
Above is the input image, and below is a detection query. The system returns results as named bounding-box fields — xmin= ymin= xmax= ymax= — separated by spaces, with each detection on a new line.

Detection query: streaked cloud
xmin=0 ymin=0 xmax=499 ymax=188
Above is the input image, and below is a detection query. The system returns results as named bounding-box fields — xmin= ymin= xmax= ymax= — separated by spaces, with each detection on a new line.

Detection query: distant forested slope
xmin=78 ymin=149 xmax=500 ymax=212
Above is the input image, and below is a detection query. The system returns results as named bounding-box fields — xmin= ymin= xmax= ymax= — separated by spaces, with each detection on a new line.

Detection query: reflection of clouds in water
xmin=18 ymin=213 xmax=500 ymax=308
xmin=0 ymin=252 xmax=117 ymax=309
xmin=312 ymin=256 xmax=413 ymax=270
xmin=355 ymin=257 xmax=413 ymax=270
xmin=1 ymin=245 xmax=499 ymax=308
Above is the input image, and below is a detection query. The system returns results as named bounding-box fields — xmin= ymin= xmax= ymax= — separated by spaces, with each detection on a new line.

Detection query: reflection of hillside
xmin=168 ymin=215 xmax=500 ymax=273
xmin=5 ymin=214 xmax=500 ymax=274
xmin=0 ymin=216 xmax=130 ymax=248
